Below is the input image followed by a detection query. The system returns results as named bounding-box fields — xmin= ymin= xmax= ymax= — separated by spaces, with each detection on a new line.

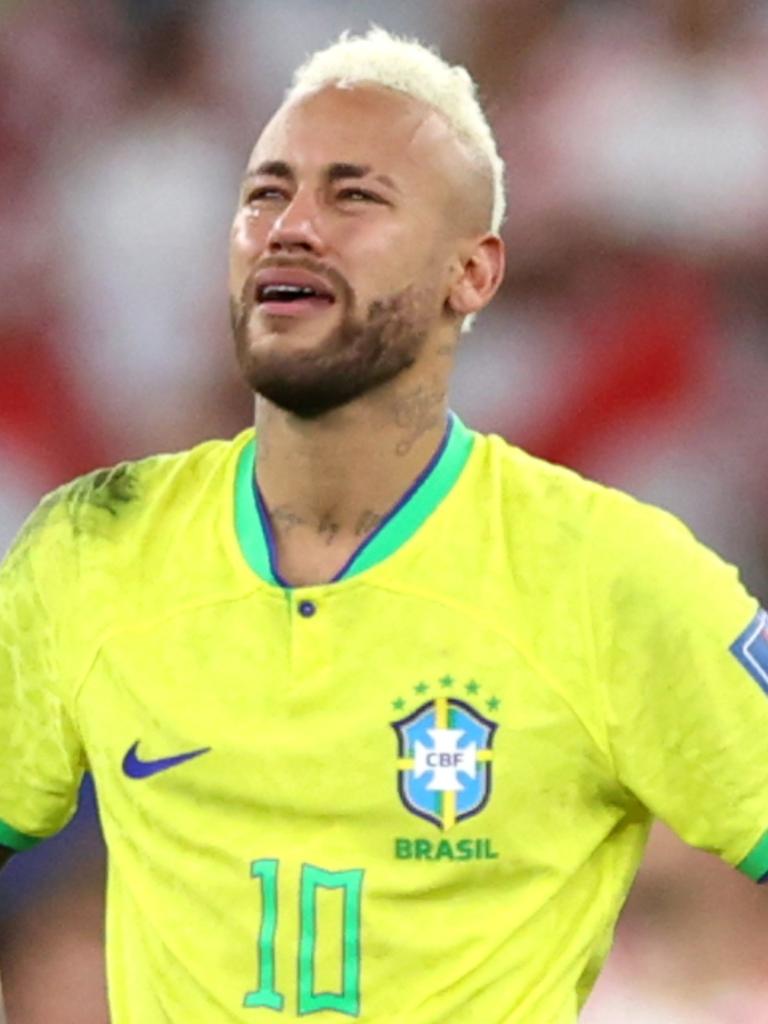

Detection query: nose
xmin=266 ymin=189 xmax=325 ymax=256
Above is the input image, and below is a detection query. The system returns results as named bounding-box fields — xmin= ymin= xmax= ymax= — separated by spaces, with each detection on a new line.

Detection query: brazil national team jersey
xmin=3 ymin=414 xmax=768 ymax=1023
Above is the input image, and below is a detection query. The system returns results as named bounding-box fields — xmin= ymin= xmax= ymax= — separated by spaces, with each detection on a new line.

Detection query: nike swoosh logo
xmin=122 ymin=741 xmax=211 ymax=779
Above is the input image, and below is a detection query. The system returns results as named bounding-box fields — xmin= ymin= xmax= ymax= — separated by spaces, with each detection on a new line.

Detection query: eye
xmin=336 ymin=187 xmax=385 ymax=204
xmin=245 ymin=186 xmax=289 ymax=205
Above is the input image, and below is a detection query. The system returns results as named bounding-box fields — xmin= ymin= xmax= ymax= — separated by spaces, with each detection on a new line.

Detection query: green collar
xmin=234 ymin=413 xmax=474 ymax=587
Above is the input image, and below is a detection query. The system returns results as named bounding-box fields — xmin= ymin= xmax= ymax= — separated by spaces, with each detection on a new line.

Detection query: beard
xmin=230 ymin=261 xmax=433 ymax=419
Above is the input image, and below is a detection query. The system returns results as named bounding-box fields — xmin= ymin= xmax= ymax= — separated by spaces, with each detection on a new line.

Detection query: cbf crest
xmin=391 ymin=684 xmax=498 ymax=830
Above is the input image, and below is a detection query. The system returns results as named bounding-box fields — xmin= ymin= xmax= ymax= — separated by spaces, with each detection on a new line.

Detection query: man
xmin=1 ymin=26 xmax=768 ymax=1024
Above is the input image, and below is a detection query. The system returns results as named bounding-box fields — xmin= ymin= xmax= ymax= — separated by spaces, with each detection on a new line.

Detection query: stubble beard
xmin=230 ymin=272 xmax=434 ymax=419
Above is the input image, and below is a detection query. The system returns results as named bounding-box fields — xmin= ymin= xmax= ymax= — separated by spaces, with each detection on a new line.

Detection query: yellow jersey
xmin=2 ymin=413 xmax=768 ymax=1023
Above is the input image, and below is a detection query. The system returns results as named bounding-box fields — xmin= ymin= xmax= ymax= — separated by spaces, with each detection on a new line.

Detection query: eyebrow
xmin=244 ymin=161 xmax=293 ymax=183
xmin=242 ymin=161 xmax=400 ymax=192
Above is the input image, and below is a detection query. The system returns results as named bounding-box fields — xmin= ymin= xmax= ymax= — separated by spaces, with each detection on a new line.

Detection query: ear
xmin=446 ymin=234 xmax=505 ymax=319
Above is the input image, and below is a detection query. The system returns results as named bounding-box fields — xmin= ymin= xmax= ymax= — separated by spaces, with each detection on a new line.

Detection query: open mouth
xmin=257 ymin=283 xmax=335 ymax=305
xmin=254 ymin=269 xmax=338 ymax=317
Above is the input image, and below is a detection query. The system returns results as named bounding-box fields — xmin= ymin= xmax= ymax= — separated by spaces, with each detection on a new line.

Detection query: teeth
xmin=259 ymin=284 xmax=318 ymax=302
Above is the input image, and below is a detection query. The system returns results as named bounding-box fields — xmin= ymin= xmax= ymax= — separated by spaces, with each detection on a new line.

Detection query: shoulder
xmin=0 ymin=433 xmax=253 ymax=693
xmin=468 ymin=430 xmax=733 ymax=587
xmin=474 ymin=429 xmax=694 ymax=535
xmin=68 ymin=431 xmax=248 ymax=536
xmin=477 ymin=432 xmax=601 ymax=502
xmin=1 ymin=431 xmax=252 ymax=586
xmin=467 ymin=430 xmax=605 ymax=546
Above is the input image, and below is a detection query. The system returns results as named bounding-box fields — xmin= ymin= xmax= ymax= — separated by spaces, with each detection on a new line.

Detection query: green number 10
xmin=244 ymin=860 xmax=364 ymax=1016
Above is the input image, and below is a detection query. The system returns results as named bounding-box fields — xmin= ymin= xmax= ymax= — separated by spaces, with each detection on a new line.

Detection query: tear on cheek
xmin=232 ymin=212 xmax=262 ymax=241
xmin=230 ymin=233 xmax=263 ymax=268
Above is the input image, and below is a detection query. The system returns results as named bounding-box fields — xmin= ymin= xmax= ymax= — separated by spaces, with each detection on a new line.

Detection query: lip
xmin=253 ymin=267 xmax=337 ymax=304
xmin=257 ymin=297 xmax=337 ymax=319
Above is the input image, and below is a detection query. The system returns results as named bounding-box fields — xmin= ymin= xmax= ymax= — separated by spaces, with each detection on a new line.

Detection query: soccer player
xmin=2 ymin=26 xmax=768 ymax=1024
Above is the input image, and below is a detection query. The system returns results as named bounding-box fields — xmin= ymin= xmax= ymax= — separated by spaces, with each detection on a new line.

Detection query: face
xmin=229 ymin=84 xmax=489 ymax=418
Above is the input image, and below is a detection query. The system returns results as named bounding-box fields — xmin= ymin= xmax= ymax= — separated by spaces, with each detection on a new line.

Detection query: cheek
xmin=350 ymin=223 xmax=423 ymax=282
xmin=228 ymin=212 xmax=269 ymax=286
xmin=365 ymin=232 xmax=444 ymax=298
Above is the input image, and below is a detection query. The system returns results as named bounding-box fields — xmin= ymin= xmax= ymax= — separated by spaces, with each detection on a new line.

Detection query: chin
xmin=250 ymin=370 xmax=364 ymax=419
xmin=233 ymin=283 xmax=432 ymax=415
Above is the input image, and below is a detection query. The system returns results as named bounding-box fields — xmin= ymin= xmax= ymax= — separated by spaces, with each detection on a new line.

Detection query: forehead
xmin=249 ymin=84 xmax=460 ymax=185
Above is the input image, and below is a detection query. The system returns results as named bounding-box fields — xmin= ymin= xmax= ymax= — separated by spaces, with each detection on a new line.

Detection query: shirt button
xmin=298 ymin=600 xmax=317 ymax=618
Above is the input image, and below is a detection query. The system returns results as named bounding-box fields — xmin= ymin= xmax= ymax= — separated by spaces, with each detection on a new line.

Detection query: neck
xmin=254 ymin=374 xmax=450 ymax=585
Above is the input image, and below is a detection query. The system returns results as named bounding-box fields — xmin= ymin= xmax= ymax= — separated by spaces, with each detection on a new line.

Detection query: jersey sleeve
xmin=0 ymin=499 xmax=86 ymax=849
xmin=587 ymin=489 xmax=768 ymax=881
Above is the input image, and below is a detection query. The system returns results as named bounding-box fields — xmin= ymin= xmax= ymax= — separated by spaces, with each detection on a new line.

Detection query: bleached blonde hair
xmin=286 ymin=27 xmax=506 ymax=235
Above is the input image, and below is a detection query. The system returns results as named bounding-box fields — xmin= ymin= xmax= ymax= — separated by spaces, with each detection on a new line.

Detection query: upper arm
xmin=0 ymin=504 xmax=86 ymax=849
xmin=588 ymin=492 xmax=768 ymax=876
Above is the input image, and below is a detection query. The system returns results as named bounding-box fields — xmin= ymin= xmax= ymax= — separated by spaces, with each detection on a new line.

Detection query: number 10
xmin=244 ymin=860 xmax=364 ymax=1016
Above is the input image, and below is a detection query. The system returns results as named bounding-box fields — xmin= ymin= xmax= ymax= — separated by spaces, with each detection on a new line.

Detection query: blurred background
xmin=3 ymin=0 xmax=768 ymax=1019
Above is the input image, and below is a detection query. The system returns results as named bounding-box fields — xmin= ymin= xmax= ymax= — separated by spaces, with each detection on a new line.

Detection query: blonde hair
xmin=286 ymin=26 xmax=506 ymax=235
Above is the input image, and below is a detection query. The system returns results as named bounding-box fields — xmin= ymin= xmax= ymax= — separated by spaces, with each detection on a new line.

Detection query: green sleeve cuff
xmin=0 ymin=819 xmax=43 ymax=852
xmin=737 ymin=830 xmax=768 ymax=882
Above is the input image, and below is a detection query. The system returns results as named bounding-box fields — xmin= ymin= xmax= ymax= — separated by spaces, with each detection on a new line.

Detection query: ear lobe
xmin=447 ymin=235 xmax=505 ymax=318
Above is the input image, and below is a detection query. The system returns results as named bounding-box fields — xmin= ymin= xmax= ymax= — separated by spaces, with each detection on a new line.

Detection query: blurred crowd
xmin=3 ymin=0 xmax=768 ymax=1020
